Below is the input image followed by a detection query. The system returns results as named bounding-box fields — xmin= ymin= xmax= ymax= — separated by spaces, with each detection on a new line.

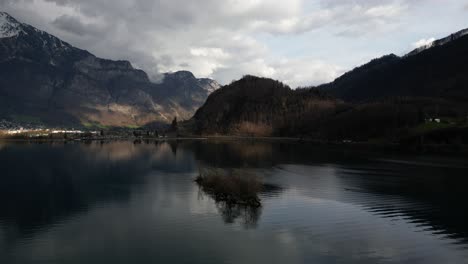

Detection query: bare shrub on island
xmin=195 ymin=167 xmax=263 ymax=207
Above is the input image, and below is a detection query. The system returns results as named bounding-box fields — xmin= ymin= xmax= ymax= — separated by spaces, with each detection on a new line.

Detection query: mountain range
xmin=2 ymin=10 xmax=468 ymax=146
xmin=0 ymin=12 xmax=219 ymax=128
xmin=191 ymin=28 xmax=468 ymax=144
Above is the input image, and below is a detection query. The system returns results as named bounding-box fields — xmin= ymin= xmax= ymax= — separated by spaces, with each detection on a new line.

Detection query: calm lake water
xmin=0 ymin=140 xmax=468 ymax=264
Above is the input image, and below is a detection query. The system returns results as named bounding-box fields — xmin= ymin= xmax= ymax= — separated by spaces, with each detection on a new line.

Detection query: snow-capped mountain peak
xmin=0 ymin=12 xmax=24 ymax=38
xmin=406 ymin=28 xmax=468 ymax=57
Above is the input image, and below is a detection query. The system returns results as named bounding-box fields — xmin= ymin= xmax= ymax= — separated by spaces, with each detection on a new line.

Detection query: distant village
xmin=0 ymin=119 xmax=178 ymax=140
xmin=0 ymin=119 xmax=95 ymax=138
xmin=0 ymin=119 xmax=44 ymax=131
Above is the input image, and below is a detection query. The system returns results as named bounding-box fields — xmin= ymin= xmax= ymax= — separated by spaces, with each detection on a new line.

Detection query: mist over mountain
xmin=0 ymin=12 xmax=219 ymax=128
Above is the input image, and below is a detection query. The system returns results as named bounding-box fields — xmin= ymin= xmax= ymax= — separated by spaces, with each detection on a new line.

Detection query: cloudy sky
xmin=1 ymin=0 xmax=467 ymax=87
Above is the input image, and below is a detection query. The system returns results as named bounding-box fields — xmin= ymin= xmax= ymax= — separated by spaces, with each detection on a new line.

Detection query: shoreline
xmin=1 ymin=135 xmax=467 ymax=155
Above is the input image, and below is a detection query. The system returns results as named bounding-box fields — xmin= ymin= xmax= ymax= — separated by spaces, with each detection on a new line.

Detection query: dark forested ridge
xmin=192 ymin=76 xmax=339 ymax=137
xmin=191 ymin=76 xmax=468 ymax=143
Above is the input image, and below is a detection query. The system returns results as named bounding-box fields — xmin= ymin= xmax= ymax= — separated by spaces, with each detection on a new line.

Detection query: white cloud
xmin=365 ymin=4 xmax=407 ymax=18
xmin=271 ymin=59 xmax=343 ymax=88
xmin=412 ymin=37 xmax=435 ymax=48
xmin=0 ymin=0 xmax=430 ymax=87
xmin=190 ymin=48 xmax=231 ymax=60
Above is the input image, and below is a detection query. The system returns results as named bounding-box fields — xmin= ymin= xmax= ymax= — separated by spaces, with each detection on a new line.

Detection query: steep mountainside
xmin=320 ymin=29 xmax=468 ymax=102
xmin=0 ymin=12 xmax=219 ymax=127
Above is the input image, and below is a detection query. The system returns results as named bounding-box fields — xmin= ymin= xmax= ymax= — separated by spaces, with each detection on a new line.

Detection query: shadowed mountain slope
xmin=0 ymin=12 xmax=219 ymax=127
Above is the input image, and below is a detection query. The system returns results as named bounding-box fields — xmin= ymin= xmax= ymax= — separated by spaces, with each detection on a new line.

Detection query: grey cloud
xmin=44 ymin=0 xmax=71 ymax=5
xmin=321 ymin=0 xmax=418 ymax=8
xmin=0 ymin=0 xmax=424 ymax=87
xmin=52 ymin=14 xmax=101 ymax=36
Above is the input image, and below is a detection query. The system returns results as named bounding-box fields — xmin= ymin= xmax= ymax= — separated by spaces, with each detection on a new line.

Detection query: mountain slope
xmin=406 ymin=28 xmax=468 ymax=57
xmin=0 ymin=12 xmax=219 ymax=127
xmin=320 ymin=29 xmax=468 ymax=102
xmin=192 ymin=76 xmax=339 ymax=136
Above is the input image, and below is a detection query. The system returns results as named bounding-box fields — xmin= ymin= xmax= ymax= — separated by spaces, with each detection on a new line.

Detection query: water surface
xmin=0 ymin=140 xmax=467 ymax=264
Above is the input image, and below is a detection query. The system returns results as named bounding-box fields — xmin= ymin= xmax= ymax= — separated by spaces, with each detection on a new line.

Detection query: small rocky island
xmin=195 ymin=168 xmax=264 ymax=207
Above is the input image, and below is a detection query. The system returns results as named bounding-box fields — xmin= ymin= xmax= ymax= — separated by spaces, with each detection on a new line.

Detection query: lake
xmin=0 ymin=140 xmax=467 ymax=264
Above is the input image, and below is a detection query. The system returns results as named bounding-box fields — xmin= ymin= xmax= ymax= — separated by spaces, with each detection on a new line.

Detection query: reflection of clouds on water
xmin=80 ymin=141 xmax=189 ymax=167
xmin=276 ymin=230 xmax=296 ymax=244
xmin=272 ymin=165 xmax=344 ymax=200
xmin=260 ymin=162 xmax=468 ymax=262
xmin=143 ymin=171 xmax=218 ymax=216
xmin=190 ymin=188 xmax=219 ymax=216
xmin=272 ymin=162 xmax=468 ymax=247
xmin=10 ymin=176 xmax=466 ymax=264
xmin=1 ymin=140 xmax=468 ymax=263
xmin=0 ymin=141 xmax=197 ymax=241
xmin=82 ymin=141 xmax=144 ymax=161
xmin=2 ymin=171 xmax=302 ymax=264
xmin=260 ymin=190 xmax=468 ymax=263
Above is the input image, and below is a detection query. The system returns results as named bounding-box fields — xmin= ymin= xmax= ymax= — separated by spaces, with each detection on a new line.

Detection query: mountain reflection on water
xmin=0 ymin=140 xmax=467 ymax=264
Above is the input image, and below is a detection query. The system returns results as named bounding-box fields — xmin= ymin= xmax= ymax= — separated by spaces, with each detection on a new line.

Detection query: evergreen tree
xmin=171 ymin=117 xmax=178 ymax=132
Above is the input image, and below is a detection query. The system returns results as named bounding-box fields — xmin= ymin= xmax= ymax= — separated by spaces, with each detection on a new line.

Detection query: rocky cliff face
xmin=0 ymin=12 xmax=219 ymax=127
